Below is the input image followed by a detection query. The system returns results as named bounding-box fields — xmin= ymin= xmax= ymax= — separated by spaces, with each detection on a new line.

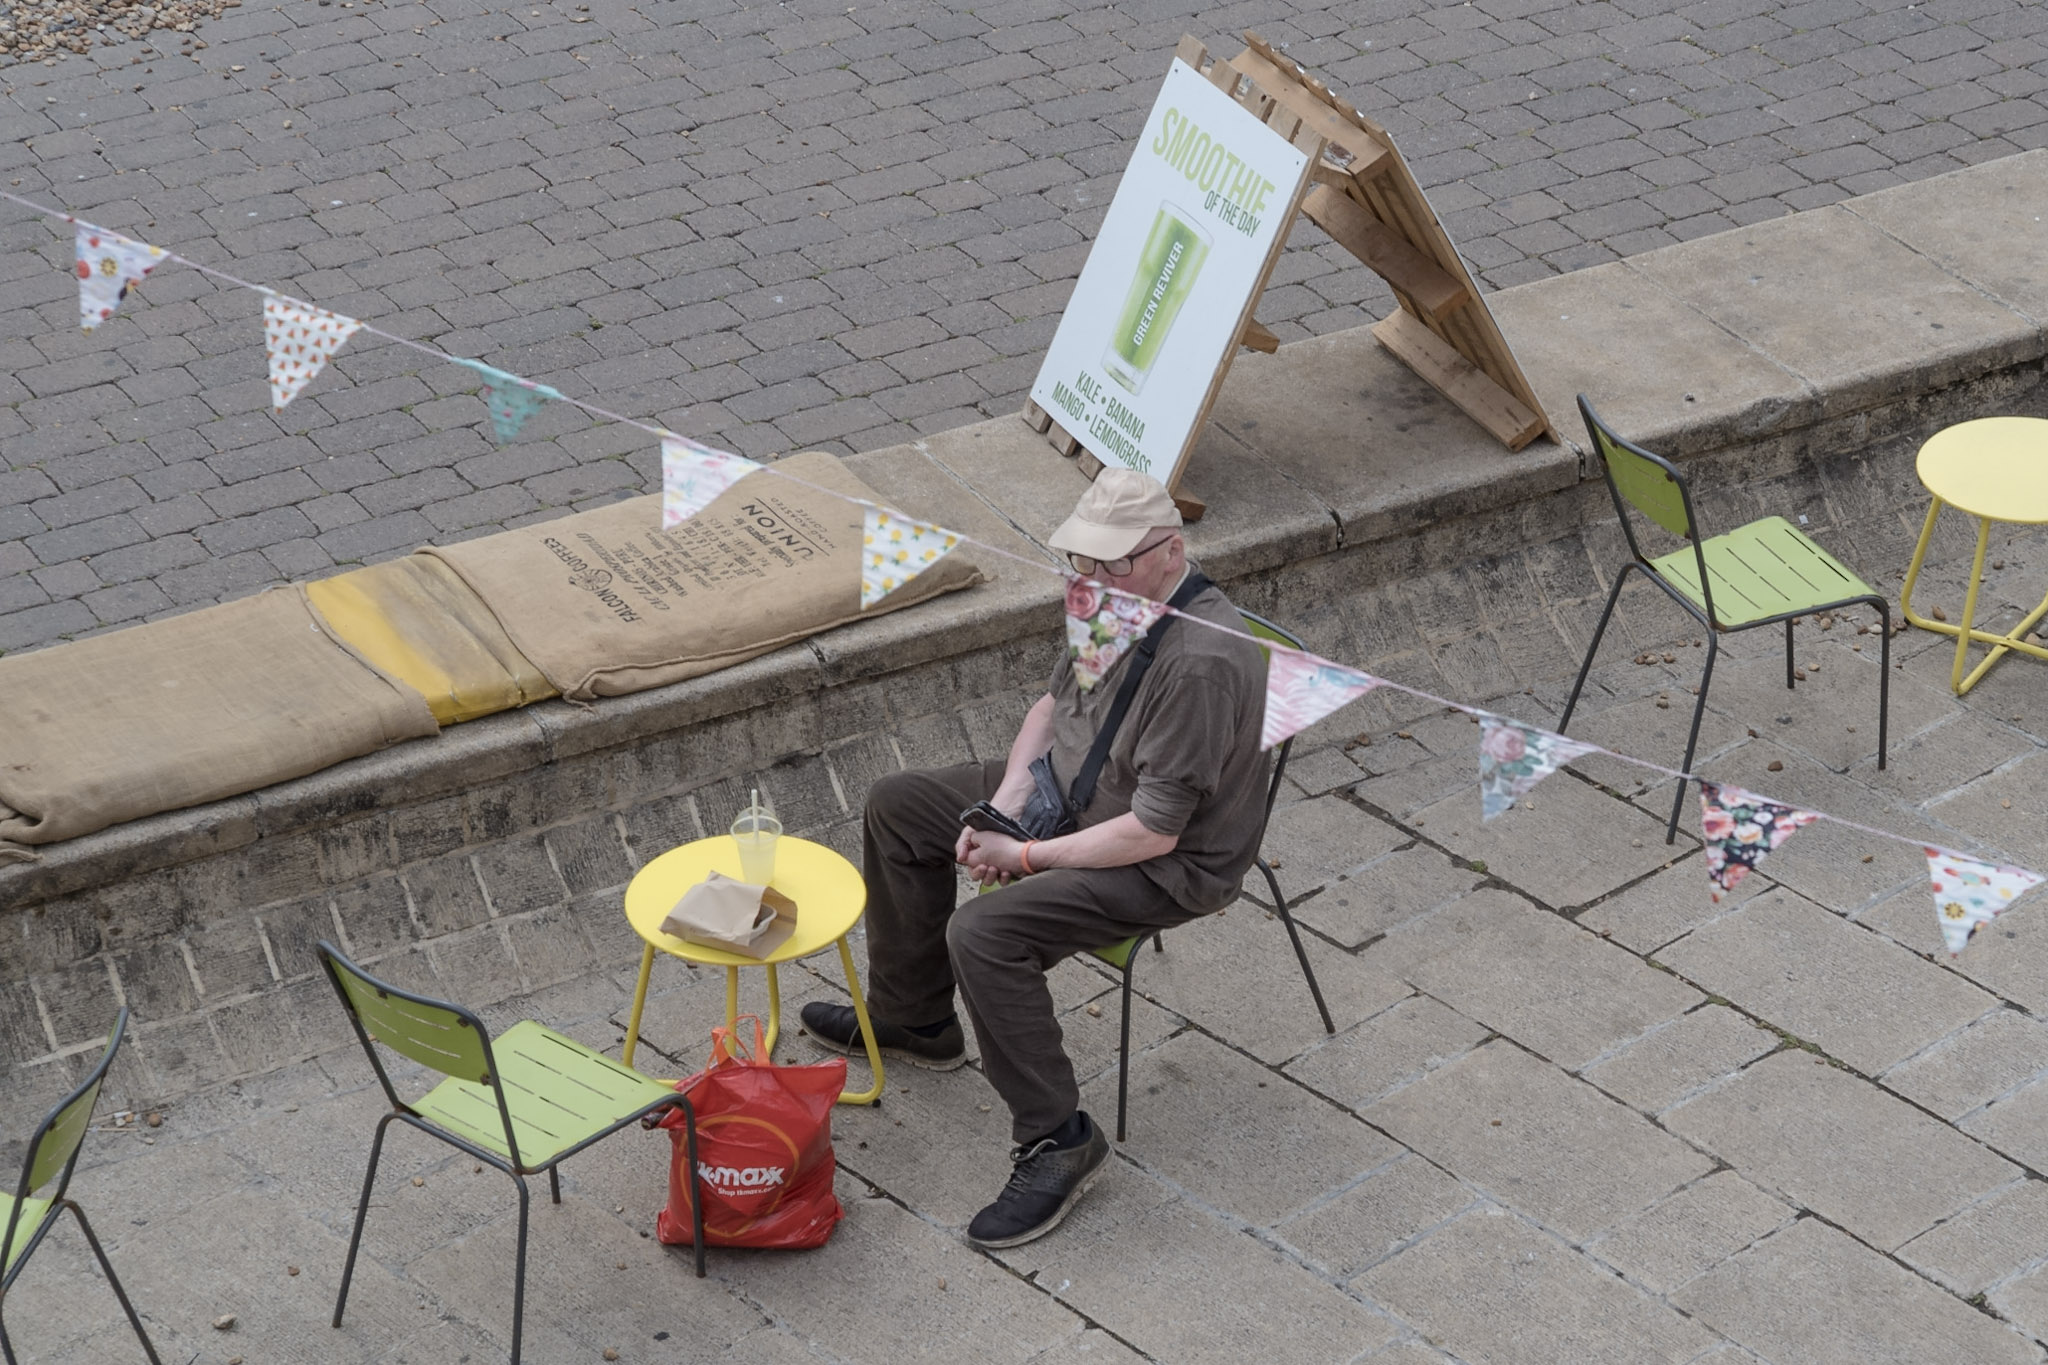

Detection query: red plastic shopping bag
xmin=655 ymin=1017 xmax=846 ymax=1249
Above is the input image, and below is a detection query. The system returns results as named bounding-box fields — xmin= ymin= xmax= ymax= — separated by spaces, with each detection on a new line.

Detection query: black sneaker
xmin=966 ymin=1114 xmax=1110 ymax=1249
xmin=799 ymin=1001 xmax=967 ymax=1071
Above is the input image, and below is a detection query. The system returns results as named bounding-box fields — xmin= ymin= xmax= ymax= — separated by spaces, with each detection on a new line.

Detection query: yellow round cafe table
xmin=1900 ymin=416 xmax=2048 ymax=695
xmin=620 ymin=835 xmax=883 ymax=1105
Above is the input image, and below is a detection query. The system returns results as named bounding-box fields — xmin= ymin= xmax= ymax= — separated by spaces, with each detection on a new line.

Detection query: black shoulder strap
xmin=1069 ymin=571 xmax=1214 ymax=815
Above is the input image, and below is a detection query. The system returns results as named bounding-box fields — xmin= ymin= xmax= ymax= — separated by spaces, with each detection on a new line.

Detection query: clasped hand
xmin=954 ymin=824 xmax=1030 ymax=888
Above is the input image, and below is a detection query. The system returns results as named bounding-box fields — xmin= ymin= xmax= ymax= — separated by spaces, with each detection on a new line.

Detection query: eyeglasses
xmin=1067 ymin=536 xmax=1174 ymax=579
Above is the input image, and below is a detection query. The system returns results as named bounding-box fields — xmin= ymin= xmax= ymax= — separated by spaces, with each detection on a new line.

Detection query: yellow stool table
xmin=620 ymin=835 xmax=884 ymax=1105
xmin=1901 ymin=416 xmax=2048 ymax=695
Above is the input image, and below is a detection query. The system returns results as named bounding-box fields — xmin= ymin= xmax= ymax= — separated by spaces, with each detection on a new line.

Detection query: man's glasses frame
xmin=1067 ymin=536 xmax=1174 ymax=579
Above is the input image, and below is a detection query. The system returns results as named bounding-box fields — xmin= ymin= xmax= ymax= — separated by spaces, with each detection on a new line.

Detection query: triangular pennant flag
xmin=1262 ymin=649 xmax=1378 ymax=750
xmin=263 ymin=296 xmax=363 ymax=410
xmin=1479 ymin=716 xmax=1599 ymax=820
xmin=1928 ymin=847 xmax=2045 ymax=955
xmin=861 ymin=505 xmax=961 ymax=608
xmin=76 ymin=226 xmax=167 ymax=331
xmin=661 ymin=434 xmax=760 ymax=528
xmin=1699 ymin=781 xmax=1819 ymax=901
xmin=454 ymin=358 xmax=563 ymax=443
xmin=1065 ymin=579 xmax=1169 ymax=691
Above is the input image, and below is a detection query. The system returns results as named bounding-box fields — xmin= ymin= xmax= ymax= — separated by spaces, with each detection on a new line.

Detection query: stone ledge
xmin=3 ymin=150 xmax=2046 ymax=916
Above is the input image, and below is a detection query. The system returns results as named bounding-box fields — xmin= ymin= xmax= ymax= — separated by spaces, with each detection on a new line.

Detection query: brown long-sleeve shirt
xmin=1044 ymin=572 xmax=1271 ymax=913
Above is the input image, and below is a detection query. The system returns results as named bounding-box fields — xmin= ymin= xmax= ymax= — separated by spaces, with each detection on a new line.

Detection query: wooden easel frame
xmin=1023 ymin=33 xmax=1552 ymax=517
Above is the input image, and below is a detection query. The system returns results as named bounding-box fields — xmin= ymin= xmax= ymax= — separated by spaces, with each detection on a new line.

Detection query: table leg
xmin=622 ymin=943 xmax=657 ymax=1070
xmin=721 ymin=966 xmax=741 ymax=1058
xmin=1900 ymin=497 xmax=1943 ymax=630
xmin=1953 ymin=517 xmax=1992 ymax=694
xmin=835 ymin=936 xmax=886 ymax=1106
xmin=764 ymin=964 xmax=781 ymax=1057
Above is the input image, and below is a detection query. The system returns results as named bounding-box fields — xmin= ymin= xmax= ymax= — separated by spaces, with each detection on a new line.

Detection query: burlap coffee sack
xmin=422 ymin=451 xmax=986 ymax=700
xmin=0 ymin=587 xmax=438 ymax=859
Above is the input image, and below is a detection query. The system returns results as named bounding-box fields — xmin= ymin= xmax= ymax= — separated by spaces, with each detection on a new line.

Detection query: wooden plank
xmin=1170 ymin=487 xmax=1207 ymax=522
xmin=1021 ymin=399 xmax=1052 ymax=434
xmin=1046 ymin=420 xmax=1081 ymax=458
xmin=1229 ymin=46 xmax=1391 ymax=179
xmin=1076 ymin=449 xmax=1104 ymax=479
xmin=1173 ymin=33 xmax=1208 ymax=66
xmin=1372 ymin=310 xmax=1543 ymax=450
xmin=1302 ymin=185 xmax=1468 ymax=320
xmin=1240 ymin=320 xmax=1279 ymax=353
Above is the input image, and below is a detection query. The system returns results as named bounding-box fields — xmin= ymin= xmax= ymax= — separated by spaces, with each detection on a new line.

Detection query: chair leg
xmin=1873 ymin=597 xmax=1891 ymax=769
xmin=548 ymin=1166 xmax=561 ymax=1206
xmin=1 ymin=1286 xmax=16 ymax=1365
xmin=1561 ymin=563 xmax=1635 ymax=732
xmin=65 ymin=1203 xmax=162 ymax=1365
xmin=1667 ymin=632 xmax=1720 ymax=844
xmin=1152 ymin=932 xmax=1163 ymax=953
xmin=510 ymin=1172 xmax=532 ymax=1365
xmin=1786 ymin=618 xmax=1795 ymax=689
xmin=1259 ymin=858 xmax=1335 ymax=1035
xmin=681 ymin=1107 xmax=706 ymax=1278
xmin=334 ymin=1110 xmax=397 ymax=1329
xmin=1116 ymin=962 xmax=1135 ymax=1144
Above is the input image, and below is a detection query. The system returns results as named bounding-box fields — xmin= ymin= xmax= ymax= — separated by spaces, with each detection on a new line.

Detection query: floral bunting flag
xmin=76 ymin=225 xmax=167 ymax=331
xmin=861 ymin=506 xmax=961 ymax=609
xmin=661 ymin=434 xmax=760 ymax=528
xmin=1479 ymin=716 xmax=1599 ymax=821
xmin=1699 ymin=781 xmax=1819 ymax=901
xmin=1262 ymin=649 xmax=1379 ymax=750
xmin=1065 ymin=579 xmax=1169 ymax=691
xmin=454 ymin=358 xmax=563 ymax=443
xmin=263 ymin=296 xmax=363 ymax=410
xmin=1928 ymin=847 xmax=2044 ymax=956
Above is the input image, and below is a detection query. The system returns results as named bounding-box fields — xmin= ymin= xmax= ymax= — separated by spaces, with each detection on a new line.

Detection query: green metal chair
xmin=1560 ymin=396 xmax=1890 ymax=842
xmin=1 ymin=1008 xmax=162 ymax=1365
xmin=1090 ymin=609 xmax=1335 ymax=1143
xmin=318 ymin=944 xmax=704 ymax=1365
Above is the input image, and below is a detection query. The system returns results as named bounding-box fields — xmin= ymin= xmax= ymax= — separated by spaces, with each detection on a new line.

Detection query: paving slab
xmin=1362 ymin=1040 xmax=1713 ymax=1243
xmin=1628 ymin=206 xmax=2042 ymax=419
xmin=1276 ymin=1153 xmax=1478 ymax=1282
xmin=1287 ymin=844 xmax=1485 ymax=949
xmin=1849 ymin=150 xmax=2048 ymax=326
xmin=1081 ymin=1029 xmax=1404 ymax=1228
xmin=1582 ymin=1004 xmax=1779 ymax=1115
xmin=1576 ymin=856 xmax=1767 ymax=956
xmin=1995 ymin=1263 xmax=2048 ymax=1352
xmin=1900 ymin=1180 xmax=2048 ymax=1297
xmin=1676 ymin=1218 xmax=2043 ymax=1365
xmin=1961 ymin=1076 xmax=2048 ymax=1174
xmin=1665 ymin=1049 xmax=2020 ymax=1251
xmin=1368 ymin=888 xmax=1700 ymax=1069
xmin=1554 ymin=686 xmax=1752 ymax=801
xmin=1252 ymin=794 xmax=1410 ymax=907
xmin=1406 ymin=770 xmax=1677 ymax=910
xmin=996 ymin=1169 xmax=1401 ymax=1365
xmin=1657 ymin=886 xmax=1997 ymax=1075
xmin=1284 ymin=995 xmax=1492 ymax=1113
xmin=1357 ymin=1210 xmax=1716 ymax=1365
xmin=1585 ymin=1171 xmax=1794 ymax=1295
xmin=1882 ymin=1007 xmax=2048 ymax=1122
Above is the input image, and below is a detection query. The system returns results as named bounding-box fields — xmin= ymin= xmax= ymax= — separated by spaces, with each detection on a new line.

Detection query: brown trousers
xmin=862 ymin=761 xmax=1206 ymax=1142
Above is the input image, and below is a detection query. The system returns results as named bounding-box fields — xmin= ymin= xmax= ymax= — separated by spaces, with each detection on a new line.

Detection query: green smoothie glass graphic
xmin=1103 ymin=201 xmax=1212 ymax=394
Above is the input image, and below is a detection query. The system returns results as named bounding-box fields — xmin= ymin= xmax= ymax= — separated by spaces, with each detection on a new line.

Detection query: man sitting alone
xmin=802 ymin=468 xmax=1271 ymax=1248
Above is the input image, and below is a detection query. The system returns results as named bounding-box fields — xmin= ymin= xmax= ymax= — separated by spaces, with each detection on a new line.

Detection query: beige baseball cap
xmin=1047 ymin=468 xmax=1182 ymax=560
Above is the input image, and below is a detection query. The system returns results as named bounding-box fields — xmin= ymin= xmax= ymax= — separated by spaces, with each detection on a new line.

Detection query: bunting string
xmin=0 ymin=185 xmax=2033 ymax=913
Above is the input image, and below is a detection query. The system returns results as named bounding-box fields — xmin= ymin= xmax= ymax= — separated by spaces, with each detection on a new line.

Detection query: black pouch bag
xmin=1017 ymin=571 xmax=1214 ymax=841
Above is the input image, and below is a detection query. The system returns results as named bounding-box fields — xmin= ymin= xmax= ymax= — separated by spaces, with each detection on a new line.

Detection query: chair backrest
xmin=1239 ymin=609 xmax=1302 ymax=830
xmin=1578 ymin=396 xmax=1718 ymax=620
xmin=5 ymin=1009 xmax=127 ymax=1270
xmin=317 ymin=944 xmax=522 ymax=1164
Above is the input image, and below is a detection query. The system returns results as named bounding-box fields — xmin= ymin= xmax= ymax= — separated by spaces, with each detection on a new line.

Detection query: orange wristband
xmin=1019 ymin=841 xmax=1037 ymax=875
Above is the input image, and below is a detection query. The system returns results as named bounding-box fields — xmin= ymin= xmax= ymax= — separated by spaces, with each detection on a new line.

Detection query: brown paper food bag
xmin=421 ymin=451 xmax=985 ymax=700
xmin=661 ymin=872 xmax=799 ymax=959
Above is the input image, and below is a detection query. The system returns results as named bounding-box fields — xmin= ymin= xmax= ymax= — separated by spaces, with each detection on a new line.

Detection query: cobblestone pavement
xmin=3 ymin=0 xmax=2048 ymax=655
xmin=10 ymin=459 xmax=2048 ymax=1363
